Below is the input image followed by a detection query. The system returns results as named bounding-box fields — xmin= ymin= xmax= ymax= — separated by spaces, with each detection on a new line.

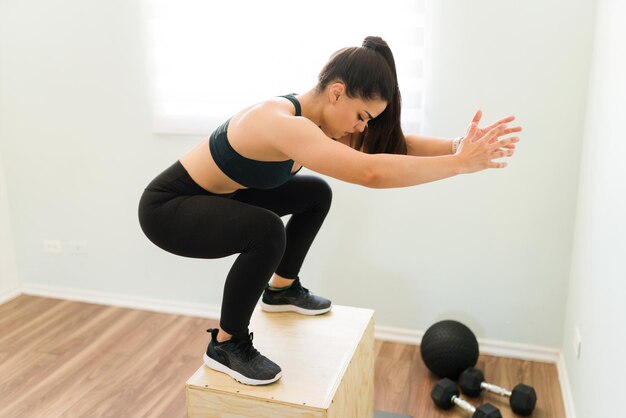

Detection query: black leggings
xmin=138 ymin=161 xmax=332 ymax=338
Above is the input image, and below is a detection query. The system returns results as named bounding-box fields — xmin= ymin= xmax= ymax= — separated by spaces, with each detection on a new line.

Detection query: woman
xmin=138 ymin=36 xmax=521 ymax=386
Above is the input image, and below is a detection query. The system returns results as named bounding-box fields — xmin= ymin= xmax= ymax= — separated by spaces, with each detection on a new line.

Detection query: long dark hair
xmin=316 ymin=36 xmax=407 ymax=155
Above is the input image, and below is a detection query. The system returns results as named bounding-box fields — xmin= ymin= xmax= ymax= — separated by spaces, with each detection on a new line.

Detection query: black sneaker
xmin=261 ymin=278 xmax=332 ymax=315
xmin=203 ymin=328 xmax=282 ymax=385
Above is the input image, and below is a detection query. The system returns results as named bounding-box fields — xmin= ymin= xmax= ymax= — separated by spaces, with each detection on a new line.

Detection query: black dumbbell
xmin=458 ymin=367 xmax=537 ymax=416
xmin=431 ymin=378 xmax=502 ymax=418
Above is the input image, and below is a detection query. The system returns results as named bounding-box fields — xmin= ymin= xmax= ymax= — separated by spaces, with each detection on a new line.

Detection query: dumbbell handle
xmin=481 ymin=382 xmax=512 ymax=397
xmin=452 ymin=395 xmax=477 ymax=414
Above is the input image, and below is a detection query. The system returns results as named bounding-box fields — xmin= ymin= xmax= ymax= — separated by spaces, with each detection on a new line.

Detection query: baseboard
xmin=0 ymin=285 xmax=21 ymax=305
xmin=375 ymin=324 xmax=560 ymax=364
xmin=20 ymin=282 xmax=221 ymax=319
xmin=557 ymin=351 xmax=577 ymax=418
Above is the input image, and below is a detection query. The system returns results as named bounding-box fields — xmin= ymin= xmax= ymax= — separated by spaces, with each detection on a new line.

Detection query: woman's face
xmin=322 ymin=84 xmax=387 ymax=140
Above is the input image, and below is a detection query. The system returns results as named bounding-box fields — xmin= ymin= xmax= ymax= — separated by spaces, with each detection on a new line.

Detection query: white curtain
xmin=145 ymin=0 xmax=427 ymax=135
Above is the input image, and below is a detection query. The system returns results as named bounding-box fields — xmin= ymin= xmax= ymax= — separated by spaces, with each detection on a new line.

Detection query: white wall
xmin=0 ymin=0 xmax=20 ymax=298
xmin=562 ymin=0 xmax=626 ymax=416
xmin=0 ymin=149 xmax=20 ymax=298
xmin=0 ymin=0 xmax=596 ymax=349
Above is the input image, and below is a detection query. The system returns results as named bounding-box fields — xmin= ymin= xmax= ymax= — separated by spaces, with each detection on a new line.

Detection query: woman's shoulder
xmin=232 ymin=97 xmax=312 ymax=137
xmin=236 ymin=96 xmax=299 ymax=121
xmin=225 ymin=97 xmax=317 ymax=159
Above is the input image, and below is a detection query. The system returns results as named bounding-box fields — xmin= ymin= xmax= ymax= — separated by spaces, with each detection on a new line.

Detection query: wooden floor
xmin=0 ymin=295 xmax=566 ymax=417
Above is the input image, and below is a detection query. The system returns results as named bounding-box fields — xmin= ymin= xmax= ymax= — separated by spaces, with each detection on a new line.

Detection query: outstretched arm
xmin=268 ymin=113 xmax=519 ymax=189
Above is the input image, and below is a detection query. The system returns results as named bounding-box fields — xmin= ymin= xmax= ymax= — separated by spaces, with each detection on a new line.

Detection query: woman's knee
xmin=305 ymin=176 xmax=333 ymax=213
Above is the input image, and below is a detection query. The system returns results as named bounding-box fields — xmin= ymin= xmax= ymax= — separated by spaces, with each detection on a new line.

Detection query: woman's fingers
xmin=484 ymin=115 xmax=516 ymax=131
xmin=480 ymin=123 xmax=508 ymax=143
xmin=490 ymin=136 xmax=520 ymax=150
xmin=465 ymin=121 xmax=479 ymax=140
xmin=484 ymin=135 xmax=519 ymax=172
xmin=472 ymin=110 xmax=483 ymax=126
xmin=488 ymin=161 xmax=508 ymax=169
xmin=491 ymin=148 xmax=516 ymax=159
xmin=503 ymin=125 xmax=523 ymax=135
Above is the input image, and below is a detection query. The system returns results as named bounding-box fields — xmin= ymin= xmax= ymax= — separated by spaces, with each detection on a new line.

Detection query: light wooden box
xmin=186 ymin=305 xmax=375 ymax=418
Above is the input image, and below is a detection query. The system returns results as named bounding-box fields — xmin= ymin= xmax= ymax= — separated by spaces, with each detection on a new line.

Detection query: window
xmin=145 ymin=0 xmax=427 ymax=135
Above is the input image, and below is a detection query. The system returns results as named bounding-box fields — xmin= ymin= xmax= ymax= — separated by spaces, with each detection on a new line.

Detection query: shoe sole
xmin=203 ymin=353 xmax=282 ymax=386
xmin=260 ymin=302 xmax=332 ymax=315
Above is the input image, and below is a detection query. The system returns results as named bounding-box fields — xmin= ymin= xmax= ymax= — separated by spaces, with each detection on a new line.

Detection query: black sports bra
xmin=208 ymin=94 xmax=302 ymax=189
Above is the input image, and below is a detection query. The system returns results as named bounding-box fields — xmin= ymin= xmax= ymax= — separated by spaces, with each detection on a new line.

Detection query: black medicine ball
xmin=420 ymin=320 xmax=479 ymax=380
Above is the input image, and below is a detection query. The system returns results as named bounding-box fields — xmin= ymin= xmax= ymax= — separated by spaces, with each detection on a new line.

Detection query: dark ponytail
xmin=316 ymin=36 xmax=407 ymax=155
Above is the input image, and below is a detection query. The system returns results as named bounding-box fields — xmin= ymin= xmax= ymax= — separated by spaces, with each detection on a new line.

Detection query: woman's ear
xmin=328 ymin=82 xmax=345 ymax=103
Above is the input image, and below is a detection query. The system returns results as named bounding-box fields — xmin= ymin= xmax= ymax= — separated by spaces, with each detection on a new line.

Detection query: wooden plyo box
xmin=186 ymin=305 xmax=375 ymax=418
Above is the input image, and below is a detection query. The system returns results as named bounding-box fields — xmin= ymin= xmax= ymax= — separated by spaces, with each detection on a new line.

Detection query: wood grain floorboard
xmin=0 ymin=295 xmax=566 ymax=417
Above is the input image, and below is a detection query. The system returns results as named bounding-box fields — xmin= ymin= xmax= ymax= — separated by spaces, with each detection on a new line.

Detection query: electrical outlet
xmin=69 ymin=241 xmax=87 ymax=254
xmin=43 ymin=239 xmax=62 ymax=254
xmin=573 ymin=327 xmax=582 ymax=359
